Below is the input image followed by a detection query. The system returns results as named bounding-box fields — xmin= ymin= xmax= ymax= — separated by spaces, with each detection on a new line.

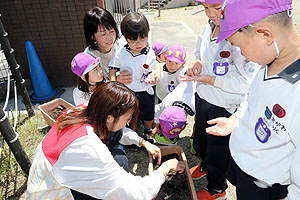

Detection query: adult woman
xmin=84 ymin=7 xmax=132 ymax=84
xmin=26 ymin=82 xmax=185 ymax=200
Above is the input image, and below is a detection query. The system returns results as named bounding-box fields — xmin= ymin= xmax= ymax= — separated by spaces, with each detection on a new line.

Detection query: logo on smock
xmin=272 ymin=104 xmax=286 ymax=118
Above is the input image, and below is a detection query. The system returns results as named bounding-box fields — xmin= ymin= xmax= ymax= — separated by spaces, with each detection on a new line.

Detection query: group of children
xmin=68 ymin=0 xmax=300 ymax=199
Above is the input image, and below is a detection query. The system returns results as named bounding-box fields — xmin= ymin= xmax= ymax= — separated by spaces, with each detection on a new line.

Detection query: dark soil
xmin=46 ymin=105 xmax=67 ymax=121
xmin=153 ymin=154 xmax=191 ymax=200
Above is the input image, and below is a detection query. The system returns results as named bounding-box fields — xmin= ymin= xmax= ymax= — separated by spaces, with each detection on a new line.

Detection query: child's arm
xmin=287 ymin=146 xmax=300 ymax=200
xmin=109 ymin=69 xmax=117 ymax=81
xmin=179 ymin=74 xmax=215 ymax=85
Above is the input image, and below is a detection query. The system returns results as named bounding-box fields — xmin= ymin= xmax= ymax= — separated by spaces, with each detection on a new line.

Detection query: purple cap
xmin=159 ymin=106 xmax=187 ymax=139
xmin=166 ymin=44 xmax=186 ymax=64
xmin=71 ymin=52 xmax=101 ymax=77
xmin=217 ymin=0 xmax=293 ymax=43
xmin=152 ymin=42 xmax=168 ymax=56
xmin=195 ymin=0 xmax=224 ymax=3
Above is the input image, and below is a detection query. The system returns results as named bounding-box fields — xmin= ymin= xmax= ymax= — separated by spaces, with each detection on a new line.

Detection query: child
xmin=152 ymin=42 xmax=168 ymax=63
xmin=71 ymin=52 xmax=104 ymax=106
xmin=156 ymin=44 xmax=186 ymax=102
xmin=206 ymin=0 xmax=300 ymax=199
xmin=153 ymin=81 xmax=197 ymax=145
xmin=180 ymin=0 xmax=260 ymax=199
xmin=83 ymin=7 xmax=131 ymax=83
xmin=109 ymin=12 xmax=160 ymax=141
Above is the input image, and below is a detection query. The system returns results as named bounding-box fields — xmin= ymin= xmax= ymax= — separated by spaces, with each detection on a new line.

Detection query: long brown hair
xmin=57 ymin=82 xmax=138 ymax=145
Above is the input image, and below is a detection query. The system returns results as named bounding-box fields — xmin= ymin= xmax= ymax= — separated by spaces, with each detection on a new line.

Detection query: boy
xmin=109 ymin=12 xmax=160 ymax=142
xmin=206 ymin=0 xmax=300 ymax=199
xmin=180 ymin=0 xmax=260 ymax=199
xmin=156 ymin=44 xmax=186 ymax=102
xmin=153 ymin=81 xmax=196 ymax=145
xmin=152 ymin=42 xmax=168 ymax=63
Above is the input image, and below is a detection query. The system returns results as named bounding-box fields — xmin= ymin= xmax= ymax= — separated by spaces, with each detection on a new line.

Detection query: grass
xmin=0 ymin=108 xmax=49 ymax=200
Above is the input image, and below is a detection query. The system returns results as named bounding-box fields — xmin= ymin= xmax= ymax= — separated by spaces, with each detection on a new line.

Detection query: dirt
xmin=46 ymin=105 xmax=68 ymax=121
xmin=153 ymin=153 xmax=191 ymax=200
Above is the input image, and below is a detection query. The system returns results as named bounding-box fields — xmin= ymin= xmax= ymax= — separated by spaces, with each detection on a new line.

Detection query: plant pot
xmin=38 ymin=98 xmax=74 ymax=127
xmin=148 ymin=145 xmax=197 ymax=200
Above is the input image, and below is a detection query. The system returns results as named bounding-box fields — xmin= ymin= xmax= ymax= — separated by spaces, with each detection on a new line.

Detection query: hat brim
xmin=82 ymin=57 xmax=101 ymax=75
xmin=166 ymin=57 xmax=185 ymax=64
xmin=216 ymin=28 xmax=240 ymax=43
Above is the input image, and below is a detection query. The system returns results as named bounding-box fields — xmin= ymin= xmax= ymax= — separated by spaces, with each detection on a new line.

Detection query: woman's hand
xmin=158 ymin=158 xmax=186 ymax=177
xmin=117 ymin=70 xmax=132 ymax=84
xmin=206 ymin=115 xmax=237 ymax=136
xmin=140 ymin=139 xmax=162 ymax=165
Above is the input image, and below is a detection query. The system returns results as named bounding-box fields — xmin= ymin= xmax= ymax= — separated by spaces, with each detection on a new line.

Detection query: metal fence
xmin=106 ymin=0 xmax=137 ymax=24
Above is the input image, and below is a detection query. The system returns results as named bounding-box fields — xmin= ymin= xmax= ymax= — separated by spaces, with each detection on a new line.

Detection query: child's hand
xmin=206 ymin=115 xmax=237 ymax=136
xmin=186 ymin=59 xmax=202 ymax=77
xmin=117 ymin=70 xmax=132 ymax=84
xmin=151 ymin=126 xmax=161 ymax=137
xmin=179 ymin=74 xmax=215 ymax=85
xmin=145 ymin=71 xmax=160 ymax=84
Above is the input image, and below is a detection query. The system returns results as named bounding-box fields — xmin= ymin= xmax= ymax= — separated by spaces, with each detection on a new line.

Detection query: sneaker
xmin=196 ymin=188 xmax=226 ymax=200
xmin=154 ymin=134 xmax=177 ymax=145
xmin=143 ymin=129 xmax=154 ymax=143
xmin=190 ymin=137 xmax=197 ymax=154
xmin=190 ymin=165 xmax=207 ymax=180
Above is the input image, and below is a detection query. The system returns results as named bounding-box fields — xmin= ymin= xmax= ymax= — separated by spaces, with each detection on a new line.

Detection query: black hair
xmin=77 ymin=74 xmax=104 ymax=99
xmin=120 ymin=12 xmax=149 ymax=40
xmin=84 ymin=7 xmax=119 ymax=50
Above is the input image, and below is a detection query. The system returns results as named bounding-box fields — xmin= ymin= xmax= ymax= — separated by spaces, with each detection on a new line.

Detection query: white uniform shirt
xmin=195 ymin=23 xmax=260 ymax=113
xmin=155 ymin=81 xmax=196 ymax=123
xmin=26 ymin=123 xmax=165 ymax=200
xmin=156 ymin=63 xmax=186 ymax=101
xmin=230 ymin=61 xmax=300 ymax=200
xmin=73 ymin=87 xmax=92 ymax=106
xmin=109 ymin=44 xmax=156 ymax=92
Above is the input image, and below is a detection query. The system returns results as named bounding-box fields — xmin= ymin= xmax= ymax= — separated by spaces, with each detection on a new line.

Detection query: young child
xmin=71 ymin=52 xmax=104 ymax=106
xmin=180 ymin=0 xmax=260 ymax=199
xmin=152 ymin=42 xmax=168 ymax=63
xmin=206 ymin=0 xmax=300 ymax=199
xmin=153 ymin=81 xmax=196 ymax=145
xmin=109 ymin=12 xmax=160 ymax=141
xmin=156 ymin=44 xmax=186 ymax=102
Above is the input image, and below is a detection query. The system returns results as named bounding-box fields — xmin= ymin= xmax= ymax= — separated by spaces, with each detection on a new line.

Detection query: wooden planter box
xmin=148 ymin=146 xmax=197 ymax=200
xmin=38 ymin=98 xmax=74 ymax=127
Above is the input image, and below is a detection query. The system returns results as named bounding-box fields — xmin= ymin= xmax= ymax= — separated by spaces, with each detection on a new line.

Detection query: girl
xmin=84 ymin=7 xmax=132 ymax=84
xmin=26 ymin=82 xmax=185 ymax=200
xmin=71 ymin=52 xmax=104 ymax=106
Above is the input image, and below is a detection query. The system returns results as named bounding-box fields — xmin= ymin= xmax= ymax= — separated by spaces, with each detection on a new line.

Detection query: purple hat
xmin=166 ymin=44 xmax=186 ymax=64
xmin=152 ymin=42 xmax=168 ymax=56
xmin=195 ymin=0 xmax=224 ymax=3
xmin=217 ymin=0 xmax=293 ymax=43
xmin=71 ymin=52 xmax=101 ymax=77
xmin=159 ymin=106 xmax=187 ymax=139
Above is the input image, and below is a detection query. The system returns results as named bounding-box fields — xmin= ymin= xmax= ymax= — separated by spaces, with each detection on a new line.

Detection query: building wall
xmin=0 ymin=0 xmax=98 ymax=87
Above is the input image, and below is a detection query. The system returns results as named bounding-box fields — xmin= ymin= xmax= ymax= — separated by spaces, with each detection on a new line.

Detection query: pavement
xmin=0 ymin=9 xmax=199 ymax=113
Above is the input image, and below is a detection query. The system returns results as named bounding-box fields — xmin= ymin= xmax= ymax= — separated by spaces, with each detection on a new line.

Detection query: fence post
xmin=0 ymin=106 xmax=31 ymax=175
xmin=0 ymin=15 xmax=34 ymax=117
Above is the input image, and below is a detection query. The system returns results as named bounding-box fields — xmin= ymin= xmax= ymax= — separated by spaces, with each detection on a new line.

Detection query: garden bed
xmin=148 ymin=146 xmax=197 ymax=200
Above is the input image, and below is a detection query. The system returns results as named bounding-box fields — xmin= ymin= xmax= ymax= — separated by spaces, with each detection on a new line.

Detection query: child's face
xmin=156 ymin=51 xmax=167 ymax=63
xmin=165 ymin=58 xmax=185 ymax=73
xmin=93 ymin=26 xmax=116 ymax=53
xmin=127 ymin=36 xmax=148 ymax=54
xmin=202 ymin=3 xmax=223 ymax=26
xmin=86 ymin=64 xmax=104 ymax=85
xmin=228 ymin=29 xmax=276 ymax=65
xmin=107 ymin=109 xmax=133 ymax=132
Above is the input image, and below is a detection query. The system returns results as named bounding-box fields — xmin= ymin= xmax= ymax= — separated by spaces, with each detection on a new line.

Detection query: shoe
xmin=190 ymin=165 xmax=207 ymax=180
xmin=154 ymin=134 xmax=177 ymax=145
xmin=196 ymin=188 xmax=226 ymax=200
xmin=190 ymin=137 xmax=197 ymax=154
xmin=143 ymin=129 xmax=154 ymax=143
